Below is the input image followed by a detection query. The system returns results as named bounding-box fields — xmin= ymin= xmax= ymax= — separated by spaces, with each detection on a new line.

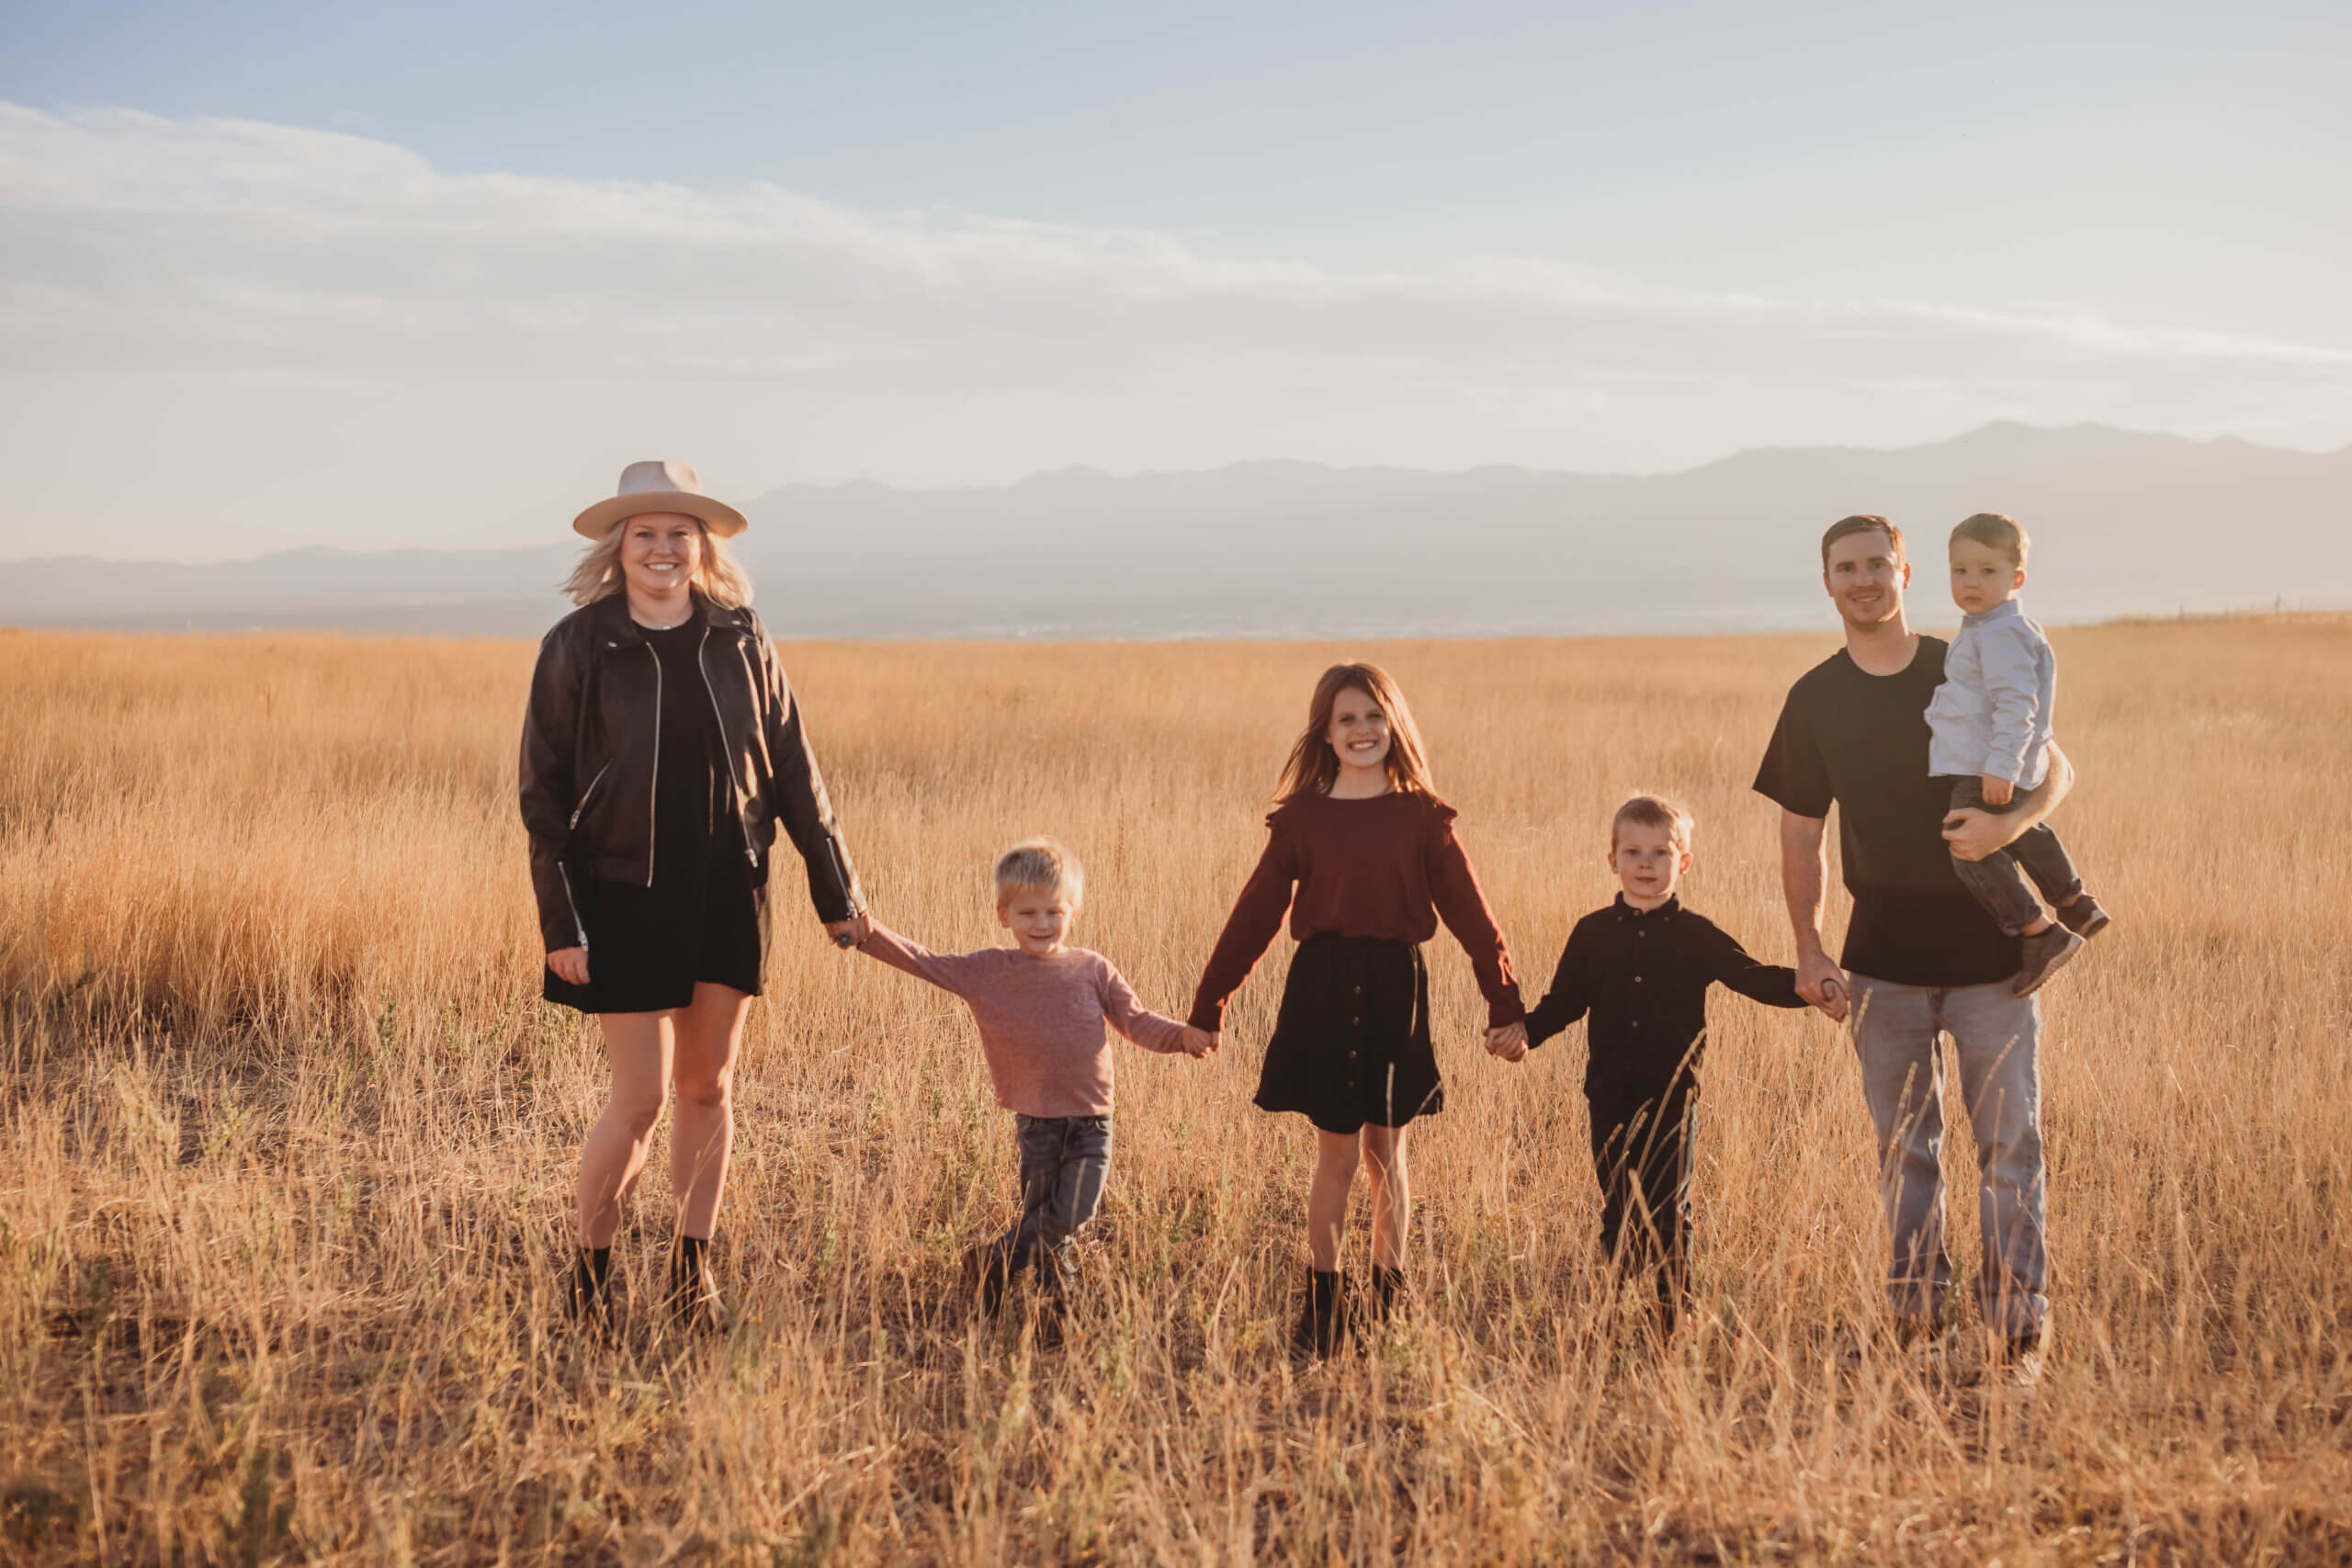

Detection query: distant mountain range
xmin=6 ymin=423 xmax=2346 ymax=638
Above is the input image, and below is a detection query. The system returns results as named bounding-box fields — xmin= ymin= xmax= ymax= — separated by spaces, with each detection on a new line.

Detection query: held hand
xmin=1978 ymin=773 xmax=2015 ymax=807
xmin=1795 ymin=950 xmax=1849 ymax=1022
xmin=1486 ymin=1021 xmax=1529 ymax=1062
xmin=547 ymin=945 xmax=590 ymax=986
xmin=825 ymin=913 xmax=873 ymax=951
xmin=1180 ymin=1026 xmax=1221 ymax=1058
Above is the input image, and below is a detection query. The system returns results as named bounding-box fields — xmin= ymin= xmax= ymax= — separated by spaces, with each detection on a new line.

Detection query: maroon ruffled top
xmin=1188 ymin=789 xmax=1524 ymax=1030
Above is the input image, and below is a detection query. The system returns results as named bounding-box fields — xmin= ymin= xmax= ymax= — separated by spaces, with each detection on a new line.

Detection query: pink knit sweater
xmin=858 ymin=921 xmax=1189 ymax=1118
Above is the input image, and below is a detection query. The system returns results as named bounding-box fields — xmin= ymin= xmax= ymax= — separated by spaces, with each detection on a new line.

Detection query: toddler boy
xmin=854 ymin=839 xmax=1207 ymax=1310
xmin=1524 ymin=796 xmax=1805 ymax=1333
xmin=1926 ymin=512 xmax=2110 ymax=997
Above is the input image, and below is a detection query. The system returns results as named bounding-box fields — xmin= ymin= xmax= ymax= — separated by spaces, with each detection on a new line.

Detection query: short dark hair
xmin=1821 ymin=514 xmax=1905 ymax=570
xmin=1951 ymin=512 xmax=2029 ymax=568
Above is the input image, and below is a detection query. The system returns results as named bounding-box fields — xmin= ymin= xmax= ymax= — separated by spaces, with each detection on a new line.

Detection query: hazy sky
xmin=4 ymin=0 xmax=2347 ymax=559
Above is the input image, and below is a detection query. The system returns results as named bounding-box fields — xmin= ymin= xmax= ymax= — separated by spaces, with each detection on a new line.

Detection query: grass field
xmin=3 ymin=617 xmax=2349 ymax=1565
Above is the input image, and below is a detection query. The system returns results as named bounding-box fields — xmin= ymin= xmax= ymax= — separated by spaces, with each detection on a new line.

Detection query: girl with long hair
xmin=1184 ymin=662 xmax=1527 ymax=1356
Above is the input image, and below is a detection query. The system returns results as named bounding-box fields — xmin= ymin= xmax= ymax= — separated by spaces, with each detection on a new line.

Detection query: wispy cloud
xmin=6 ymin=100 xmax=2346 ymax=399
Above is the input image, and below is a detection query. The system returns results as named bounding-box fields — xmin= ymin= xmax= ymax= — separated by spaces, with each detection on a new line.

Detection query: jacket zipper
xmin=698 ymin=626 xmax=761 ymax=867
xmin=645 ymin=642 xmax=661 ymax=886
xmin=557 ymin=863 xmax=588 ymax=951
xmin=824 ymin=837 xmax=853 ymax=908
xmin=569 ymin=762 xmax=611 ymax=829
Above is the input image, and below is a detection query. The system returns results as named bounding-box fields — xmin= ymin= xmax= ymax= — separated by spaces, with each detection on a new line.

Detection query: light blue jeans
xmin=1849 ymin=975 xmax=2048 ymax=1338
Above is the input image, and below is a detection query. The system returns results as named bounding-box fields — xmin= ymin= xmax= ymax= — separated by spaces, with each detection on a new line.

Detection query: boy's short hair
xmin=1820 ymin=513 xmax=1905 ymax=570
xmin=1951 ymin=512 xmax=2030 ymax=568
xmin=1611 ymin=795 xmax=1694 ymax=854
xmin=994 ymin=838 xmax=1083 ymax=907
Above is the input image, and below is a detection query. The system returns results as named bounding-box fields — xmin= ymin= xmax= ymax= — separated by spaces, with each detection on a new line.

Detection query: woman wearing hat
xmin=521 ymin=460 xmax=868 ymax=1333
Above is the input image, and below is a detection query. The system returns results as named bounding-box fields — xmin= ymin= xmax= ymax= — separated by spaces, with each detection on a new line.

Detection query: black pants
xmin=1588 ymin=1077 xmax=1696 ymax=1319
xmin=1942 ymin=774 xmax=2085 ymax=938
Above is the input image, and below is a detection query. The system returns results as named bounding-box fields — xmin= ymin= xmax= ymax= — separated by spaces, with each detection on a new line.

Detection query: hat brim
xmin=572 ymin=491 xmax=749 ymax=540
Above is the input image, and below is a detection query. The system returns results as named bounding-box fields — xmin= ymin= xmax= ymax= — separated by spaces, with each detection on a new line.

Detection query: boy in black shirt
xmin=1525 ymin=795 xmax=1805 ymax=1334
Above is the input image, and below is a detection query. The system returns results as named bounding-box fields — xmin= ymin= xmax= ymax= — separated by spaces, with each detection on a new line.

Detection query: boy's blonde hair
xmin=994 ymin=839 xmax=1083 ymax=908
xmin=1611 ymin=795 xmax=1694 ymax=854
xmin=1951 ymin=512 xmax=2030 ymax=568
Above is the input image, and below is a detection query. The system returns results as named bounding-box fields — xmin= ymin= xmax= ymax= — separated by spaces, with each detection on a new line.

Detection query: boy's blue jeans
xmin=979 ymin=1113 xmax=1112 ymax=1292
xmin=1849 ymin=976 xmax=2048 ymax=1339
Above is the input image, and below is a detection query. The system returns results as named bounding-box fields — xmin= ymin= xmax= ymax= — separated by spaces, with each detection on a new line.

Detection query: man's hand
xmin=1486 ymin=1021 xmax=1529 ymax=1062
xmin=1978 ymin=773 xmax=2014 ymax=807
xmin=547 ymin=945 xmax=590 ymax=986
xmin=1941 ymin=806 xmax=2015 ymax=863
xmin=1795 ymin=949 xmax=1849 ymax=1022
xmin=825 ymin=912 xmax=873 ymax=950
xmin=1180 ymin=1026 xmax=1220 ymax=1058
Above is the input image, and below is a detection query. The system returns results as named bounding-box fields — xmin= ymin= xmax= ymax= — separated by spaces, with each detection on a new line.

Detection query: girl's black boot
xmin=1291 ymin=1269 xmax=1347 ymax=1360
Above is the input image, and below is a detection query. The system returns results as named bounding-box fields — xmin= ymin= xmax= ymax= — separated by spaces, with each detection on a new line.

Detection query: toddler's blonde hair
xmin=1951 ymin=512 xmax=2030 ymax=568
xmin=994 ymin=839 xmax=1083 ymax=908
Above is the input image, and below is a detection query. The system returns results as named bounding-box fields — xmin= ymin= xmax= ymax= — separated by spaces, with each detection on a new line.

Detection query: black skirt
xmin=1253 ymin=933 xmax=1440 ymax=1134
xmin=540 ymin=840 xmax=767 ymax=1015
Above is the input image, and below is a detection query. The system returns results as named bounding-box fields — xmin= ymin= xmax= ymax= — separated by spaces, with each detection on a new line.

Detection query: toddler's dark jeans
xmin=977 ymin=1112 xmax=1112 ymax=1294
xmin=1943 ymin=774 xmax=2086 ymax=937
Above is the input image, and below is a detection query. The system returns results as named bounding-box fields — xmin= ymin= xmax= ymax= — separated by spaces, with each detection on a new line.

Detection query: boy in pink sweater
xmin=854 ymin=839 xmax=1210 ymax=1309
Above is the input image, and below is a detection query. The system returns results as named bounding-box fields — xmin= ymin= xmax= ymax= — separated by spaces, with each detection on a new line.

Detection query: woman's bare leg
xmin=577 ymin=1010 xmax=674 ymax=1248
xmin=1306 ymin=1129 xmax=1363 ymax=1271
xmin=1361 ymin=1123 xmax=1410 ymax=1269
xmin=668 ymin=982 xmax=751 ymax=1240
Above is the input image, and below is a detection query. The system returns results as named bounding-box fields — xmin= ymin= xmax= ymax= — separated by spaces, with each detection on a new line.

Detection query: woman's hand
xmin=1485 ymin=1021 xmax=1529 ymax=1062
xmin=825 ymin=913 xmax=872 ymax=950
xmin=1180 ymin=1026 xmax=1220 ymax=1058
xmin=548 ymin=946 xmax=590 ymax=986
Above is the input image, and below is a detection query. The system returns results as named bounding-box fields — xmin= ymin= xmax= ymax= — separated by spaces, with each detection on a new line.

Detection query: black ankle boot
xmin=1370 ymin=1264 xmax=1408 ymax=1322
xmin=668 ymin=1235 xmax=729 ymax=1335
xmin=1291 ymin=1269 xmax=1347 ymax=1360
xmin=568 ymin=1247 xmax=613 ymax=1331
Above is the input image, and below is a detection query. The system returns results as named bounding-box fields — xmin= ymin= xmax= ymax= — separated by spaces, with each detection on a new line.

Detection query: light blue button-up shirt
xmin=1926 ymin=598 xmax=2057 ymax=786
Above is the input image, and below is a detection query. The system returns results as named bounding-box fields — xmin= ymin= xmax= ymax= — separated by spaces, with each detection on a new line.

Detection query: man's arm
xmin=1778 ymin=809 xmax=1849 ymax=1021
xmin=1944 ymin=740 xmax=2074 ymax=863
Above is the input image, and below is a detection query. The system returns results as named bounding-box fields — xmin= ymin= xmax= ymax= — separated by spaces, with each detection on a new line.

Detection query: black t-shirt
xmin=1751 ymin=637 xmax=2018 ymax=987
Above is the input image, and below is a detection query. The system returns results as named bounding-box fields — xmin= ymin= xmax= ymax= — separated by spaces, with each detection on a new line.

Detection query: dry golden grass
xmin=2 ymin=618 xmax=2349 ymax=1565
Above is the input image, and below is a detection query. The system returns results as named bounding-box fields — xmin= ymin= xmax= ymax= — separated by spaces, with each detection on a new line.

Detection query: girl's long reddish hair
xmin=1273 ymin=662 xmax=1437 ymax=804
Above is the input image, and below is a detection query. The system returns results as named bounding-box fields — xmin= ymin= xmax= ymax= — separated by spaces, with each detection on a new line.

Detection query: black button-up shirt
xmin=1525 ymin=895 xmax=1804 ymax=1089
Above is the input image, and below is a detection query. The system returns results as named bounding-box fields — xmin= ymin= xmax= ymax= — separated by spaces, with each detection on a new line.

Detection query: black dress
xmin=542 ymin=620 xmax=768 ymax=1014
xmin=1256 ymin=933 xmax=1439 ymax=1135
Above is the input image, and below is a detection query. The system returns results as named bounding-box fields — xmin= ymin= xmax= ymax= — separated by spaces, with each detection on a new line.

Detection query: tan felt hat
xmin=571 ymin=459 xmax=750 ymax=540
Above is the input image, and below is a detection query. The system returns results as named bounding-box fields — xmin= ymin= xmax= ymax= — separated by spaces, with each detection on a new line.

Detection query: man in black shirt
xmin=1753 ymin=516 xmax=2073 ymax=1375
xmin=1525 ymin=795 xmax=1806 ymax=1334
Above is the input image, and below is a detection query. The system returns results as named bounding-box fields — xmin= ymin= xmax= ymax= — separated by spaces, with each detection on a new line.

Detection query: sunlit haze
xmin=3 ymin=0 xmax=2346 ymax=561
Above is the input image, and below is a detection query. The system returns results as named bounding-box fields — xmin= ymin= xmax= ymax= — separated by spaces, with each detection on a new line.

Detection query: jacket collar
xmin=590 ymin=588 xmax=748 ymax=644
xmin=1961 ymin=598 xmax=2024 ymax=629
xmin=1612 ymin=892 xmax=1681 ymax=922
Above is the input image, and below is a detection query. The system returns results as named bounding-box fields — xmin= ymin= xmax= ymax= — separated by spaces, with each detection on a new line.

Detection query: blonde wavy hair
xmin=562 ymin=515 xmax=754 ymax=609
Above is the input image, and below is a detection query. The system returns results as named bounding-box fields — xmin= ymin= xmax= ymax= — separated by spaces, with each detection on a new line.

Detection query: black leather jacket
xmin=519 ymin=591 xmax=864 ymax=951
